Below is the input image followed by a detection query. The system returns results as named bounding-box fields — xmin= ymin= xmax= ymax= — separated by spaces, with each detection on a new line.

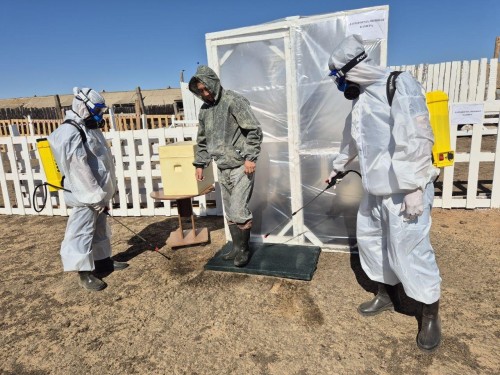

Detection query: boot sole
xmin=357 ymin=304 xmax=394 ymax=317
xmin=234 ymin=262 xmax=249 ymax=267
xmin=78 ymin=280 xmax=106 ymax=291
xmin=234 ymin=258 xmax=250 ymax=267
xmin=417 ymin=340 xmax=441 ymax=353
xmin=222 ymin=252 xmax=237 ymax=260
xmin=112 ymin=263 xmax=129 ymax=271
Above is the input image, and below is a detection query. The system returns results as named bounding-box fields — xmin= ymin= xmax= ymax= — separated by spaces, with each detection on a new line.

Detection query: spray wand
xmin=263 ymin=170 xmax=360 ymax=239
xmin=105 ymin=210 xmax=171 ymax=260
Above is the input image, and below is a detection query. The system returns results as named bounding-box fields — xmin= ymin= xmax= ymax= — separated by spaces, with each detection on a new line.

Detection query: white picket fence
xmin=389 ymin=58 xmax=499 ymax=208
xmin=0 ymin=125 xmax=223 ymax=217
xmin=0 ymin=58 xmax=499 ymax=215
xmin=435 ymin=100 xmax=499 ymax=208
xmin=390 ymin=58 xmax=498 ymax=102
xmin=1 ymin=102 xmax=498 ymax=216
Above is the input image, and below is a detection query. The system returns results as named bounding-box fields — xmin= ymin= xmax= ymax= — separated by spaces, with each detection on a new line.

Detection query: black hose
xmin=33 ymin=182 xmax=70 ymax=213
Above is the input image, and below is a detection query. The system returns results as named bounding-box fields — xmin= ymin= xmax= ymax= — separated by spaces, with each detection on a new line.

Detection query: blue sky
xmin=0 ymin=0 xmax=498 ymax=99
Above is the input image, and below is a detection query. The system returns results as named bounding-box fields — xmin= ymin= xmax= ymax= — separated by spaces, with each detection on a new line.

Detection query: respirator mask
xmin=84 ymin=103 xmax=107 ymax=128
xmin=75 ymin=89 xmax=107 ymax=128
xmin=329 ymin=50 xmax=367 ymax=100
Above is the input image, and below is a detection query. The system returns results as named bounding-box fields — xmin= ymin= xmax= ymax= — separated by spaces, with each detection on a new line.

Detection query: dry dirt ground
xmin=0 ymin=207 xmax=499 ymax=375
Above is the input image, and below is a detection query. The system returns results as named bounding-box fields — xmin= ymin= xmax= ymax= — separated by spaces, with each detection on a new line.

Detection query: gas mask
xmin=329 ymin=50 xmax=367 ymax=100
xmin=84 ymin=116 xmax=105 ymax=129
xmin=75 ymin=88 xmax=107 ymax=128
xmin=84 ymin=102 xmax=106 ymax=128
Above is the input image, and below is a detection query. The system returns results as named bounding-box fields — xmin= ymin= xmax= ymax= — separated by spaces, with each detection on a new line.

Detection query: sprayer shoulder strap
xmin=63 ymin=119 xmax=87 ymax=143
xmin=386 ymin=71 xmax=403 ymax=107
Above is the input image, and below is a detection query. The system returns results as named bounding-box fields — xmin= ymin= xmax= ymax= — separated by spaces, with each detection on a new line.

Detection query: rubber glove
xmin=91 ymin=204 xmax=107 ymax=214
xmin=325 ymin=170 xmax=337 ymax=184
xmin=401 ymin=189 xmax=424 ymax=219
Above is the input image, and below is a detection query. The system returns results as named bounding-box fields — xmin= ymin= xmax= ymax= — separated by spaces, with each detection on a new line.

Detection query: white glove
xmin=325 ymin=170 xmax=337 ymax=184
xmin=91 ymin=204 xmax=107 ymax=214
xmin=401 ymin=189 xmax=424 ymax=219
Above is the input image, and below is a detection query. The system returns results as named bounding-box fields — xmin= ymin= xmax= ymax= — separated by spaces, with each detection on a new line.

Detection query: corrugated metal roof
xmin=0 ymin=88 xmax=182 ymax=109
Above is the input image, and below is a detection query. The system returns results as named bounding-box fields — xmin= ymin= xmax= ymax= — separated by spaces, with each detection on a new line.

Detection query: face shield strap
xmin=329 ymin=50 xmax=367 ymax=79
xmin=75 ymin=89 xmax=107 ymax=121
xmin=328 ymin=51 xmax=367 ymax=100
xmin=339 ymin=50 xmax=367 ymax=76
xmin=75 ymin=89 xmax=93 ymax=106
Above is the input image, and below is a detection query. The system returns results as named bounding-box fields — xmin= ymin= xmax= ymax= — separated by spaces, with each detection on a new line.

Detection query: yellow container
xmin=426 ymin=91 xmax=455 ymax=168
xmin=159 ymin=141 xmax=214 ymax=196
xmin=36 ymin=138 xmax=63 ymax=192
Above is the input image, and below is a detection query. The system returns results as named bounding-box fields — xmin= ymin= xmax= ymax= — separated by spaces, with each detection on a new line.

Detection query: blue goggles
xmin=86 ymin=103 xmax=107 ymax=122
xmin=328 ymin=50 xmax=368 ymax=91
xmin=329 ymin=69 xmax=348 ymax=92
xmin=88 ymin=102 xmax=107 ymax=116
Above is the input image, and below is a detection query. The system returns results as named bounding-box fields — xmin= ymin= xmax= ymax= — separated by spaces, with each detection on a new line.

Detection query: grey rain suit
xmin=189 ymin=65 xmax=262 ymax=225
xmin=330 ymin=44 xmax=441 ymax=304
xmin=48 ymin=101 xmax=117 ymax=272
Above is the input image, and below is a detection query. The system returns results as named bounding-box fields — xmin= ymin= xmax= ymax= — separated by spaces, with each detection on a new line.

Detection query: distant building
xmin=0 ymin=87 xmax=183 ymax=120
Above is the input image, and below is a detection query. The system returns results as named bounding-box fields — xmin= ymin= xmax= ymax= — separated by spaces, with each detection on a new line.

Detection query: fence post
xmin=141 ymin=114 xmax=147 ymax=130
xmin=8 ymin=123 xmax=20 ymax=137
xmin=27 ymin=115 xmax=35 ymax=137
xmin=109 ymin=107 xmax=117 ymax=131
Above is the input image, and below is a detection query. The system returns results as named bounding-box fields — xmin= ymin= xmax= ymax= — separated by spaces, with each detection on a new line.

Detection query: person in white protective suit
xmin=48 ymin=87 xmax=128 ymax=291
xmin=325 ymin=35 xmax=442 ymax=352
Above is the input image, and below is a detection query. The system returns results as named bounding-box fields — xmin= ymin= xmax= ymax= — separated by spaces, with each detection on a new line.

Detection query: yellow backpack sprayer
xmin=33 ymin=120 xmax=84 ymax=212
xmin=387 ymin=72 xmax=454 ymax=168
xmin=36 ymin=138 xmax=64 ymax=192
xmin=425 ymin=91 xmax=455 ymax=167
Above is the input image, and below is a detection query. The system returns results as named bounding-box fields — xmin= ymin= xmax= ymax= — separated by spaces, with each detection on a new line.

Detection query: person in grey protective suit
xmin=189 ymin=65 xmax=263 ymax=267
xmin=48 ymin=87 xmax=128 ymax=291
xmin=325 ymin=35 xmax=442 ymax=352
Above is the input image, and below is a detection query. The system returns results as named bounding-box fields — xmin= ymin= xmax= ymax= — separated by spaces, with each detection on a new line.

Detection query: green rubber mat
xmin=204 ymin=242 xmax=321 ymax=281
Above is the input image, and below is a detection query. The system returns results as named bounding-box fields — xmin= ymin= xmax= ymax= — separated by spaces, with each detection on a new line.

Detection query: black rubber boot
xmin=234 ymin=227 xmax=251 ymax=267
xmin=78 ymin=271 xmax=106 ymax=291
xmin=94 ymin=257 xmax=129 ymax=273
xmin=417 ymin=300 xmax=441 ymax=352
xmin=357 ymin=283 xmax=398 ymax=316
xmin=222 ymin=224 xmax=241 ymax=260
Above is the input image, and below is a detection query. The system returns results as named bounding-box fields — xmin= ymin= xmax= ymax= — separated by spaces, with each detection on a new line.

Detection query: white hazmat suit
xmin=328 ymin=36 xmax=441 ymax=305
xmin=48 ymin=88 xmax=117 ymax=272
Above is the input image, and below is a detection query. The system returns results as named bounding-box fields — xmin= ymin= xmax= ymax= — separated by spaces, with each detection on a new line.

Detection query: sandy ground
xmin=0 ymin=207 xmax=499 ymax=375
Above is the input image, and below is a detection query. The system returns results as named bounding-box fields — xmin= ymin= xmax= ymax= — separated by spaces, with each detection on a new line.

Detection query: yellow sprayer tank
xmin=36 ymin=138 xmax=63 ymax=192
xmin=426 ymin=90 xmax=454 ymax=168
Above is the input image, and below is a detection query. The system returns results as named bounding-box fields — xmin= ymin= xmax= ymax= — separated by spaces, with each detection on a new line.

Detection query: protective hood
xmin=328 ymin=34 xmax=386 ymax=87
xmin=71 ymin=87 xmax=105 ymax=119
xmin=328 ymin=34 xmax=366 ymax=71
xmin=188 ymin=65 xmax=222 ymax=104
xmin=345 ymin=61 xmax=388 ymax=86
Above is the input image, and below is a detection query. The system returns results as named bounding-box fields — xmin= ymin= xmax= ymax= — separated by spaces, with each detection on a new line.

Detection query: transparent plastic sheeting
xmin=216 ymin=17 xmax=383 ymax=247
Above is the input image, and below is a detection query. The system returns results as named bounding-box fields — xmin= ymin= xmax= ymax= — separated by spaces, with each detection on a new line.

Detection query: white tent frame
xmin=204 ymin=7 xmax=389 ymax=251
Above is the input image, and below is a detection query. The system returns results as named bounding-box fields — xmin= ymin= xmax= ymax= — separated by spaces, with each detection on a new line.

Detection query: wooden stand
xmin=150 ymin=186 xmax=214 ymax=248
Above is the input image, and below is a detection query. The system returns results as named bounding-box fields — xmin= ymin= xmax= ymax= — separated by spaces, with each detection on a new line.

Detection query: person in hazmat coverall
xmin=189 ymin=65 xmax=263 ymax=267
xmin=325 ymin=35 xmax=442 ymax=352
xmin=48 ymin=87 xmax=128 ymax=291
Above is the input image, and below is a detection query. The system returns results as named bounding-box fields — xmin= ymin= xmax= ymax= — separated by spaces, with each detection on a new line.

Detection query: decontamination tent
xmin=205 ymin=6 xmax=389 ymax=251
